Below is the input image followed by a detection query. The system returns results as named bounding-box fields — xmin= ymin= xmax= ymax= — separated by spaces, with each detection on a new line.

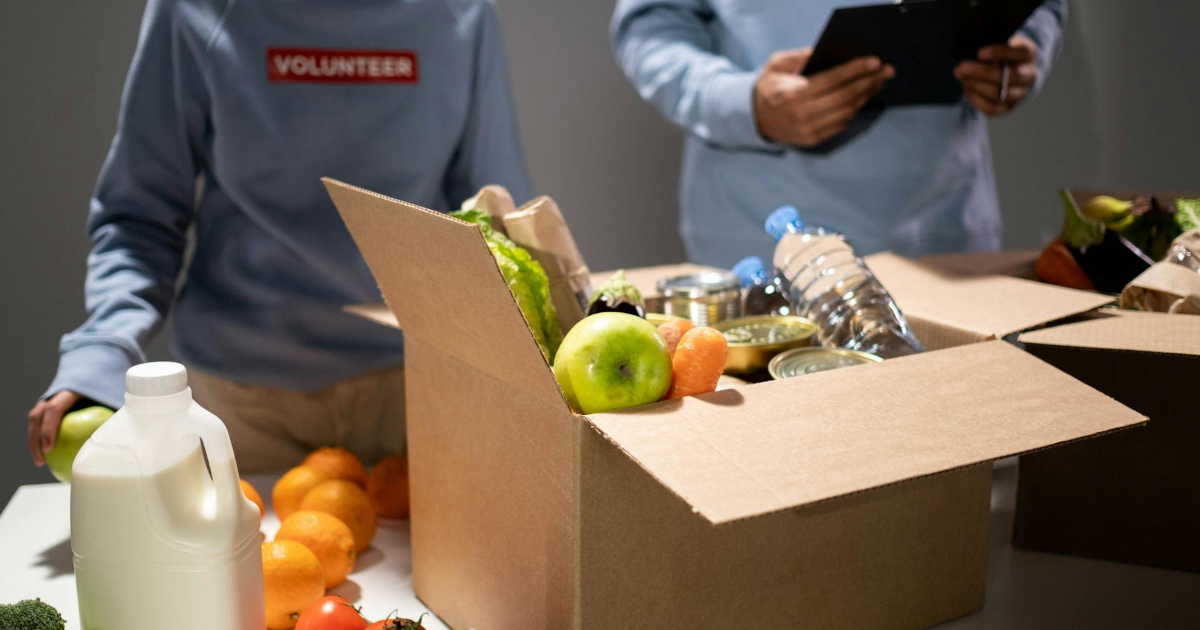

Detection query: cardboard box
xmin=323 ymin=179 xmax=1145 ymax=630
xmin=865 ymin=251 xmax=1115 ymax=350
xmin=1014 ymin=312 xmax=1200 ymax=572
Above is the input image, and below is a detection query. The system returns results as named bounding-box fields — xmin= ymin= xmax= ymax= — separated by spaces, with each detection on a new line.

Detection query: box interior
xmin=866 ymin=251 xmax=1114 ymax=349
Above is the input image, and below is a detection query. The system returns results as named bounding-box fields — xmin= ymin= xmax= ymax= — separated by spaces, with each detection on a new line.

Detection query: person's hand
xmin=754 ymin=47 xmax=893 ymax=148
xmin=954 ymin=35 xmax=1039 ymax=117
xmin=28 ymin=390 xmax=82 ymax=466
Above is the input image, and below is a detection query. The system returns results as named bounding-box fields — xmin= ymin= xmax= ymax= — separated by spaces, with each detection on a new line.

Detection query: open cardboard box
xmin=1014 ymin=312 xmax=1200 ymax=572
xmin=324 ymin=179 xmax=1145 ymax=630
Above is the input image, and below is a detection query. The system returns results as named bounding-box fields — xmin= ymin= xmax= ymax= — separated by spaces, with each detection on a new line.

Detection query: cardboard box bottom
xmin=579 ymin=428 xmax=992 ymax=630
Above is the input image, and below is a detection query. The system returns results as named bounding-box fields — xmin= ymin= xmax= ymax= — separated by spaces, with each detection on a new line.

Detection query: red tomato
xmin=365 ymin=615 xmax=426 ymax=630
xmin=296 ymin=596 xmax=368 ymax=630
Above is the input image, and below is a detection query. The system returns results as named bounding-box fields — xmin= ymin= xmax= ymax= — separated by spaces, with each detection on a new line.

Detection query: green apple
xmin=45 ymin=406 xmax=113 ymax=484
xmin=553 ymin=312 xmax=672 ymax=414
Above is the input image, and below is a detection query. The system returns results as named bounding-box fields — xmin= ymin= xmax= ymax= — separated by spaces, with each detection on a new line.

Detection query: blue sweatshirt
xmin=46 ymin=0 xmax=533 ymax=408
xmin=612 ymin=0 xmax=1065 ymax=267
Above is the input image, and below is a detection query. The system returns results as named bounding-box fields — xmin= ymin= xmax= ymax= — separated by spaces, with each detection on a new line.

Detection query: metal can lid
xmin=713 ymin=316 xmax=816 ymax=347
xmin=768 ymin=347 xmax=883 ymax=380
xmin=656 ymin=271 xmax=742 ymax=299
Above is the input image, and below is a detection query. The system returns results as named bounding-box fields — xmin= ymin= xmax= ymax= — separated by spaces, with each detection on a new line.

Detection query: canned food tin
xmin=656 ymin=271 xmax=742 ymax=326
xmin=712 ymin=316 xmax=817 ymax=374
xmin=768 ymin=347 xmax=882 ymax=380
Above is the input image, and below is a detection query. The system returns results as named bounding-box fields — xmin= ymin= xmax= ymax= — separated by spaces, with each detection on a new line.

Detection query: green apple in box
xmin=45 ymin=406 xmax=113 ymax=484
xmin=554 ymin=313 xmax=672 ymax=414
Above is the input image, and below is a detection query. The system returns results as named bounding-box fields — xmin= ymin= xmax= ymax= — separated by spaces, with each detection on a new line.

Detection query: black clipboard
xmin=802 ymin=0 xmax=1044 ymax=107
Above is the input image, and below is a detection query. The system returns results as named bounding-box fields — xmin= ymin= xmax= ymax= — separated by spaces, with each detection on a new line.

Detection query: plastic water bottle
xmin=731 ymin=256 xmax=792 ymax=317
xmin=765 ymin=206 xmax=924 ymax=358
xmin=71 ymin=362 xmax=266 ymax=630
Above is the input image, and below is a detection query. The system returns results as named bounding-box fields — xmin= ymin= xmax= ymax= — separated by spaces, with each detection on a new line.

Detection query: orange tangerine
xmin=273 ymin=466 xmax=331 ymax=522
xmin=303 ymin=447 xmax=367 ymax=488
xmin=299 ymin=479 xmax=377 ymax=553
xmin=366 ymin=455 xmax=410 ymax=520
xmin=275 ymin=510 xmax=356 ymax=589
xmin=262 ymin=540 xmax=325 ymax=629
xmin=657 ymin=319 xmax=695 ymax=358
xmin=241 ymin=479 xmax=265 ymax=520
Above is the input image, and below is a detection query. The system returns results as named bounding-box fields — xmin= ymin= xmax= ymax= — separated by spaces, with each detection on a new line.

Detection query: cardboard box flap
xmin=584 ymin=341 xmax=1145 ymax=526
xmin=1019 ymin=311 xmax=1200 ymax=356
xmin=866 ymin=252 xmax=1114 ymax=339
xmin=323 ymin=178 xmax=564 ymax=403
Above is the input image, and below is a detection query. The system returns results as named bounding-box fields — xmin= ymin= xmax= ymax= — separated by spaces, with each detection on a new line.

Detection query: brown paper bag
xmin=1121 ymin=229 xmax=1200 ymax=315
xmin=503 ymin=196 xmax=592 ymax=333
xmin=463 ymin=185 xmax=518 ymax=236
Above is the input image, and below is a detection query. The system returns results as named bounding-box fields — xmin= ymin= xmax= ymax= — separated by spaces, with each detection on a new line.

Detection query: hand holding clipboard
xmin=754 ymin=47 xmax=896 ymax=148
xmin=801 ymin=0 xmax=1045 ymax=108
xmin=954 ymin=36 xmax=1040 ymax=116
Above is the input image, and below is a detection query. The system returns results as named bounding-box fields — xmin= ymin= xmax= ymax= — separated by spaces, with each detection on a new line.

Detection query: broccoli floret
xmin=0 ymin=598 xmax=66 ymax=630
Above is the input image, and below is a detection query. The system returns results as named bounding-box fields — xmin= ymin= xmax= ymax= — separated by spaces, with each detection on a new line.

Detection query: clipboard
xmin=802 ymin=0 xmax=1045 ymax=107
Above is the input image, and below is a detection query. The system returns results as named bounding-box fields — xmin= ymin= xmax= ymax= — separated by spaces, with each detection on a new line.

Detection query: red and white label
xmin=267 ymin=48 xmax=419 ymax=84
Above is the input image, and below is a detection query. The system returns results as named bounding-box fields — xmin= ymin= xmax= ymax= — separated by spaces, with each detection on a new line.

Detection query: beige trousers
xmin=188 ymin=366 xmax=406 ymax=472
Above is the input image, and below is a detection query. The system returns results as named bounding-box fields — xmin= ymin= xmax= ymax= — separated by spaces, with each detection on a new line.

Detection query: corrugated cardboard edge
xmin=1019 ymin=311 xmax=1200 ymax=357
xmin=581 ymin=409 xmax=1142 ymax=528
xmin=579 ymin=344 xmax=1147 ymax=527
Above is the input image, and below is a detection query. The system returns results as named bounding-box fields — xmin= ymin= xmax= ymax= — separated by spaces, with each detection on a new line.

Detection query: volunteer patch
xmin=267 ymin=48 xmax=418 ymax=84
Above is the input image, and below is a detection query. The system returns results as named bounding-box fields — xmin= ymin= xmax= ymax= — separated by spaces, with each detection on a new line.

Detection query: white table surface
xmin=0 ymin=472 xmax=450 ymax=630
xmin=2 ymin=464 xmax=1198 ymax=629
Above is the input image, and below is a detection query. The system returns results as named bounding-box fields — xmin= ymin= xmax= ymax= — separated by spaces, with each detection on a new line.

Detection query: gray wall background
xmin=2 ymin=1 xmax=1198 ymax=503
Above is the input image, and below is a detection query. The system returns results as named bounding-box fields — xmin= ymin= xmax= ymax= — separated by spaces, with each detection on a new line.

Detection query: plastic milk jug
xmin=71 ymin=362 xmax=265 ymax=630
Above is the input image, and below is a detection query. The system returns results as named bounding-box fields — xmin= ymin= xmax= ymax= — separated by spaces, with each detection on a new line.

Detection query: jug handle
xmin=181 ymin=411 xmax=244 ymax=544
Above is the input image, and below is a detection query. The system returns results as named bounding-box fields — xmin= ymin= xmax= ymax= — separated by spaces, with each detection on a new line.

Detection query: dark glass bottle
xmin=731 ymin=256 xmax=791 ymax=317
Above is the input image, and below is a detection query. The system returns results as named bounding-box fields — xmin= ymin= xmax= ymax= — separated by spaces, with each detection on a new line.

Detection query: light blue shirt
xmin=47 ymin=0 xmax=533 ymax=408
xmin=612 ymin=0 xmax=1065 ymax=267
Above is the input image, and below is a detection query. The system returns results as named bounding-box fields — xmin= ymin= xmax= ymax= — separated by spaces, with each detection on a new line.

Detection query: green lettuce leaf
xmin=451 ymin=208 xmax=562 ymax=363
xmin=1177 ymin=198 xmax=1200 ymax=234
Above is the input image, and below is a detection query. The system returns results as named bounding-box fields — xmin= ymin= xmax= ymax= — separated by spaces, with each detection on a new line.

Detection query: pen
xmin=999 ymin=64 xmax=1011 ymax=104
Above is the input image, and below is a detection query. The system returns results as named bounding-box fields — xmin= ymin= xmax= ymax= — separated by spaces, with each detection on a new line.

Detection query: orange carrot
xmin=657 ymin=319 xmax=695 ymax=358
xmin=666 ymin=326 xmax=728 ymax=399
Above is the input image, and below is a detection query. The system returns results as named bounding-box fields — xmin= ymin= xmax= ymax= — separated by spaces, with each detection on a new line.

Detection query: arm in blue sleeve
xmin=443 ymin=0 xmax=535 ymax=208
xmin=611 ymin=0 xmax=777 ymax=152
xmin=1018 ymin=0 xmax=1067 ymax=98
xmin=45 ymin=0 xmax=208 ymax=408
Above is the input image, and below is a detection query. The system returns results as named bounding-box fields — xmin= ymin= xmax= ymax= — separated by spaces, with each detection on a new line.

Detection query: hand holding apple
xmin=45 ymin=406 xmax=114 ymax=483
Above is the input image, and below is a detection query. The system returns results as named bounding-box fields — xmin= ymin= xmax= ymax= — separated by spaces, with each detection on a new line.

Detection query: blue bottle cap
xmin=731 ymin=256 xmax=765 ymax=286
xmin=765 ymin=205 xmax=803 ymax=240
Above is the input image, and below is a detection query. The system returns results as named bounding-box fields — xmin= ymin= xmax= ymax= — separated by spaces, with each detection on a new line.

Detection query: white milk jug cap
xmin=127 ymin=362 xmax=189 ymax=397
